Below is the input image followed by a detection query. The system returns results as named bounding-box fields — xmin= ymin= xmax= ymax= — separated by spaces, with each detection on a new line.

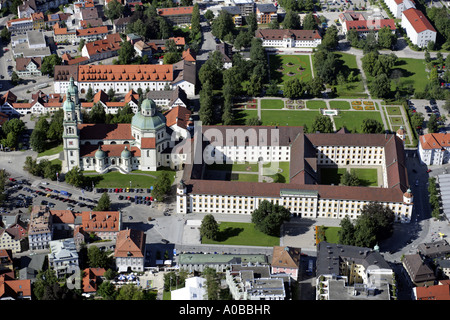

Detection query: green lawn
xmin=38 ymin=144 xmax=63 ymax=157
xmin=306 ymin=100 xmax=327 ymax=109
xmin=261 ymin=110 xmax=321 ymax=127
xmin=202 ymin=222 xmax=280 ymax=246
xmin=263 ymin=161 xmax=290 ymax=183
xmin=234 ymin=109 xmax=258 ymax=125
xmin=350 ymin=168 xmax=378 ymax=187
xmin=231 ymin=173 xmax=259 ymax=182
xmin=324 ymin=226 xmax=341 ymax=244
xmin=333 ymin=111 xmax=384 ymax=133
xmin=391 ymin=58 xmax=428 ymax=92
xmin=334 ymin=53 xmax=367 ymax=98
xmin=269 ymin=55 xmax=313 ymax=84
xmin=386 ymin=106 xmax=402 ymax=115
xmin=86 ymin=168 xmax=176 ymax=188
xmin=260 ymin=99 xmax=285 ymax=109
xmin=329 ymin=100 xmax=351 ymax=110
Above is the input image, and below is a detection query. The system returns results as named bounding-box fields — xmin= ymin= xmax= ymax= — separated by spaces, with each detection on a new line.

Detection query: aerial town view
xmin=0 ymin=0 xmax=450 ymax=309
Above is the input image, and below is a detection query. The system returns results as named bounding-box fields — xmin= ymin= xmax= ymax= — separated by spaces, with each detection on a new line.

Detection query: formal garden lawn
xmin=306 ymin=100 xmax=327 ymax=109
xmin=386 ymin=106 xmax=402 ymax=115
xmin=260 ymin=110 xmax=321 ymax=127
xmin=323 ymin=226 xmax=341 ymax=244
xmin=269 ymin=54 xmax=313 ymax=84
xmin=350 ymin=168 xmax=378 ymax=187
xmin=260 ymin=98 xmax=285 ymax=109
xmin=320 ymin=167 xmax=378 ymax=187
xmin=202 ymin=222 xmax=280 ymax=246
xmin=329 ymin=100 xmax=351 ymax=110
xmin=333 ymin=111 xmax=384 ymax=133
xmin=262 ymin=161 xmax=290 ymax=183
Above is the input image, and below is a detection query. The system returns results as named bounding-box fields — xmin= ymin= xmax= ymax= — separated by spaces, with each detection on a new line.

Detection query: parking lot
xmin=408 ymin=99 xmax=448 ymax=135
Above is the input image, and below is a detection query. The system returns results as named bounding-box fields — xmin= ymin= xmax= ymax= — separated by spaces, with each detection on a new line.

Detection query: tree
xmin=320 ymin=25 xmax=338 ymax=50
xmin=427 ymin=113 xmax=439 ymax=133
xmin=200 ymin=214 xmax=219 ymax=241
xmin=104 ymin=0 xmax=124 ymax=21
xmin=117 ymin=40 xmax=136 ymax=65
xmin=65 ymin=166 xmax=85 ymax=187
xmin=283 ymin=77 xmax=304 ymax=99
xmin=378 ymin=26 xmax=397 ymax=49
xmin=152 ymin=171 xmax=172 ymax=201
xmin=353 ymin=202 xmax=395 ymax=247
xmin=303 ymin=13 xmax=317 ymax=30
xmin=97 ymin=281 xmax=117 ymax=300
xmin=307 ymin=77 xmax=325 ymax=98
xmin=0 ymin=27 xmax=11 ymax=43
xmin=95 ymin=192 xmax=111 ymax=211
xmin=245 ymin=12 xmax=258 ymax=33
xmin=361 ymin=118 xmax=384 ymax=134
xmin=199 ymin=80 xmax=214 ymax=125
xmin=246 ymin=116 xmax=262 ymax=126
xmin=89 ymin=102 xmax=106 ymax=124
xmin=266 ymin=79 xmax=280 ymax=96
xmin=30 ymin=129 xmax=47 ymax=153
xmin=204 ymin=9 xmax=214 ymax=22
xmin=338 ymin=216 xmax=355 ymax=245
xmin=190 ymin=3 xmax=201 ymax=40
xmin=10 ymin=71 xmax=20 ymax=85
xmin=251 ymin=200 xmax=291 ymax=236
xmin=311 ymin=115 xmax=333 ymax=133
xmin=33 ymin=269 xmax=58 ymax=300
xmin=282 ymin=10 xmax=300 ymax=30
xmin=88 ymin=246 xmax=112 ymax=268
xmin=211 ymin=10 xmax=235 ymax=40
xmin=369 ymin=73 xmax=391 ymax=98
xmin=116 ymin=284 xmax=145 ymax=300
xmin=163 ymin=51 xmax=181 ymax=64
xmin=78 ymin=39 xmax=85 ymax=52
xmin=203 ymin=267 xmax=220 ymax=300
xmin=340 ymin=170 xmax=360 ymax=186
xmin=41 ymin=54 xmax=62 ymax=77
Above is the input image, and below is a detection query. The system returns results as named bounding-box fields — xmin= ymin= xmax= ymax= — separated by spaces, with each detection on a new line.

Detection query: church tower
xmin=62 ymin=88 xmax=81 ymax=173
xmin=67 ymin=76 xmax=82 ymax=122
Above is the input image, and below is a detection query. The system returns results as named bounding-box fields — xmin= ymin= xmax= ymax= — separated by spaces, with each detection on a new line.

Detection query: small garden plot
xmin=306 ymin=100 xmax=327 ymax=109
xmin=386 ymin=106 xmax=402 ymax=115
xmin=260 ymin=99 xmax=285 ymax=109
xmin=330 ymin=100 xmax=351 ymax=110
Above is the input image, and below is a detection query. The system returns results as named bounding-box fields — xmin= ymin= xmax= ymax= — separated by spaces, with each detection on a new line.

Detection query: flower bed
xmin=246 ymin=104 xmax=257 ymax=109
xmin=363 ymin=101 xmax=374 ymax=105
xmin=352 ymin=106 xmax=363 ymax=110
xmin=364 ymin=106 xmax=375 ymax=110
xmin=351 ymin=101 xmax=362 ymax=105
xmin=286 ymin=105 xmax=294 ymax=109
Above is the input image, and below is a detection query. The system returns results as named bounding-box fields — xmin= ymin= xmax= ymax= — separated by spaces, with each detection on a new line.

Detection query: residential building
xmin=18 ymin=0 xmax=69 ymax=18
xmin=164 ymin=106 xmax=193 ymax=140
xmin=81 ymin=33 xmax=122 ymax=62
xmin=80 ymin=89 xmax=140 ymax=114
xmin=82 ymin=267 xmax=105 ymax=293
xmin=315 ymin=242 xmax=393 ymax=300
xmin=221 ymin=6 xmax=243 ymax=26
xmin=177 ymin=253 xmax=269 ymax=273
xmin=413 ymin=281 xmax=450 ymax=300
xmin=271 ymin=246 xmax=301 ymax=281
xmin=231 ymin=0 xmax=255 ymax=16
xmin=225 ymin=264 xmax=286 ymax=300
xmin=50 ymin=209 xmax=76 ymax=233
xmin=15 ymin=57 xmax=42 ymax=77
xmin=255 ymin=29 xmax=322 ymax=48
xmin=53 ymin=23 xmax=77 ymax=44
xmin=417 ymin=240 xmax=450 ymax=259
xmin=434 ymin=258 xmax=450 ymax=279
xmin=76 ymin=26 xmax=109 ymax=43
xmin=0 ymin=274 xmax=32 ymax=300
xmin=114 ymin=228 xmax=146 ymax=272
xmin=401 ymin=8 xmax=436 ymax=48
xmin=0 ymin=91 xmax=18 ymax=116
xmin=28 ymin=205 xmax=53 ymax=251
xmin=0 ymin=223 xmax=27 ymax=253
xmin=177 ymin=127 xmax=413 ymax=223
xmin=157 ymin=6 xmax=193 ymax=25
xmin=384 ymin=0 xmax=415 ymax=18
xmin=256 ymin=3 xmax=278 ymax=24
xmin=146 ymin=86 xmax=189 ymax=109
xmin=339 ymin=11 xmax=396 ymax=37
xmin=216 ymin=43 xmax=233 ymax=69
xmin=80 ymin=211 xmax=121 ymax=240
xmin=402 ymin=254 xmax=436 ymax=287
xmin=0 ymin=249 xmax=13 ymax=274
xmin=171 ymin=277 xmax=206 ymax=300
xmin=48 ymin=238 xmax=79 ymax=278
xmin=418 ymin=133 xmax=450 ymax=165
xmin=54 ymin=65 xmax=79 ymax=94
xmin=113 ymin=16 xmax=132 ymax=33
xmin=31 ymin=12 xmax=45 ymax=30
xmin=182 ymin=48 xmax=196 ymax=63
xmin=6 ymin=17 xmax=33 ymax=33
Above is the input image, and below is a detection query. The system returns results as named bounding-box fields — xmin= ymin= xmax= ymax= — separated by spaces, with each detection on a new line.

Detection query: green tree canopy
xmin=200 ymin=214 xmax=220 ymax=241
xmin=152 ymin=171 xmax=172 ymax=201
xmin=95 ymin=192 xmax=111 ymax=211
xmin=311 ymin=115 xmax=333 ymax=133
xmin=360 ymin=118 xmax=384 ymax=134
xmin=251 ymin=200 xmax=291 ymax=236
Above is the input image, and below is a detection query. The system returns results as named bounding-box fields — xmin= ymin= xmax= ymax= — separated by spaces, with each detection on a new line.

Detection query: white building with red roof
xmin=114 ymin=229 xmax=146 ymax=272
xmin=418 ymin=133 xmax=450 ymax=165
xmin=255 ymin=29 xmax=322 ymax=48
xmin=401 ymin=8 xmax=436 ymax=48
xmin=384 ymin=0 xmax=415 ymax=18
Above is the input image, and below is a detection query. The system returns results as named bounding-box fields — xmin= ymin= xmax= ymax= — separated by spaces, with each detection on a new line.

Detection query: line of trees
xmin=428 ymin=177 xmax=441 ymax=220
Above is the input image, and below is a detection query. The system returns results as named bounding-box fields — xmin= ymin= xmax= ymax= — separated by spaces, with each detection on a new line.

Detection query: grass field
xmin=38 ymin=144 xmax=63 ymax=157
xmin=390 ymin=58 xmax=428 ymax=92
xmin=333 ymin=111 xmax=384 ymax=133
xmin=350 ymin=168 xmax=378 ymax=187
xmin=202 ymin=222 xmax=280 ymax=246
xmin=306 ymin=100 xmax=327 ymax=109
xmin=334 ymin=53 xmax=367 ymax=98
xmin=230 ymin=173 xmax=259 ymax=182
xmin=260 ymin=99 xmax=284 ymax=109
xmin=86 ymin=168 xmax=176 ymax=188
xmin=260 ymin=110 xmax=321 ymax=127
xmin=329 ymin=100 xmax=351 ymax=110
xmin=269 ymin=55 xmax=313 ymax=84
xmin=324 ymin=226 xmax=341 ymax=244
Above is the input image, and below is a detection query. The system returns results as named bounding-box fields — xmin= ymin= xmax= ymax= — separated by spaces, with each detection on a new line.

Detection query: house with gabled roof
xmin=114 ymin=228 xmax=146 ymax=272
xmin=413 ymin=280 xmax=450 ymax=300
xmin=15 ymin=57 xmax=42 ymax=77
xmin=80 ymin=211 xmax=121 ymax=241
xmin=401 ymin=8 xmax=436 ymax=48
xmin=271 ymin=246 xmax=302 ymax=280
xmin=402 ymin=254 xmax=436 ymax=287
xmin=0 ymin=223 xmax=27 ymax=253
xmin=82 ymin=267 xmax=105 ymax=293
xmin=418 ymin=133 xmax=450 ymax=165
xmin=0 ymin=273 xmax=32 ymax=300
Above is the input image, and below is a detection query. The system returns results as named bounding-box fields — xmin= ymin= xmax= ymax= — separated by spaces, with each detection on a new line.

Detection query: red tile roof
xmin=420 ymin=133 xmax=450 ymax=150
xmin=402 ymin=8 xmax=436 ymax=33
xmin=115 ymin=229 xmax=146 ymax=258
xmin=76 ymin=26 xmax=108 ymax=37
xmin=164 ymin=106 xmax=192 ymax=129
xmin=345 ymin=19 xmax=396 ymax=32
xmin=141 ymin=137 xmax=156 ymax=149
xmin=81 ymin=211 xmax=120 ymax=233
xmin=50 ymin=210 xmax=76 ymax=224
xmin=80 ymin=143 xmax=141 ymax=157
xmin=78 ymin=123 xmax=135 ymax=141
xmin=78 ymin=64 xmax=173 ymax=82
xmin=82 ymin=268 xmax=105 ymax=293
xmin=0 ymin=274 xmax=31 ymax=299
xmin=84 ymin=33 xmax=122 ymax=57
xmin=415 ymin=284 xmax=450 ymax=300
xmin=157 ymin=6 xmax=193 ymax=16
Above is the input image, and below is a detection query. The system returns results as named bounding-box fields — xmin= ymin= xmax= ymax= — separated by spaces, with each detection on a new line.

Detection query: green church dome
xmin=131 ymin=98 xmax=166 ymax=131
xmin=121 ymin=146 xmax=132 ymax=159
xmin=63 ymin=92 xmax=75 ymax=112
xmin=95 ymin=145 xmax=106 ymax=159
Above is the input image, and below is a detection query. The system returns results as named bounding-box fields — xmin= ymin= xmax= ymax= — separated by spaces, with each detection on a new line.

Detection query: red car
xmin=8 ymin=178 xmax=15 ymax=182
xmin=427 ymin=169 xmax=432 ymax=173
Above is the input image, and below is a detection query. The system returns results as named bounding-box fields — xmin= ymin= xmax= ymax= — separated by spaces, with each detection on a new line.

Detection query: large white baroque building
xmin=177 ymin=126 xmax=414 ymax=223
xmin=255 ymin=29 xmax=322 ymax=48
xmin=54 ymin=60 xmax=196 ymax=97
